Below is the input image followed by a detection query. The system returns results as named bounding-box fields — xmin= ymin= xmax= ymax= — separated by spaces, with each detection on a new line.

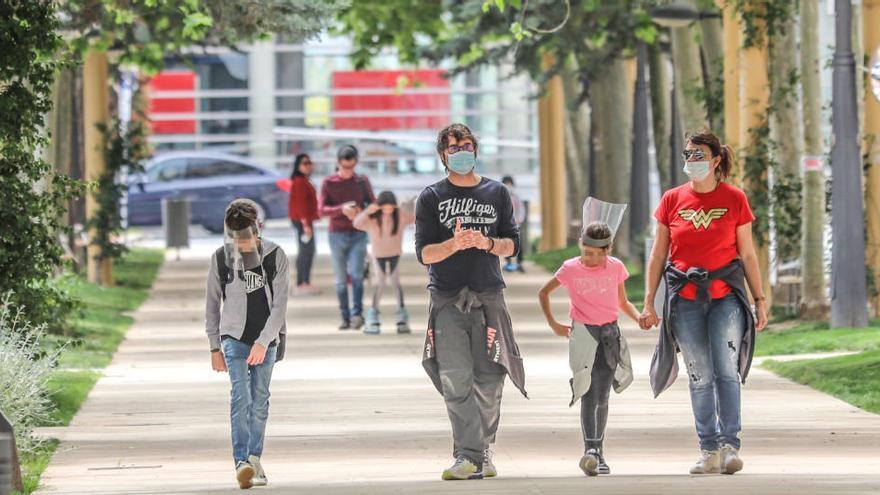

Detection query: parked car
xmin=127 ymin=152 xmax=287 ymax=233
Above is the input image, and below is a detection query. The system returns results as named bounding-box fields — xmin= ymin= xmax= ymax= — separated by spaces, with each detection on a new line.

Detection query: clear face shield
xmin=222 ymin=200 xmax=266 ymax=274
xmin=581 ymin=197 xmax=628 ymax=247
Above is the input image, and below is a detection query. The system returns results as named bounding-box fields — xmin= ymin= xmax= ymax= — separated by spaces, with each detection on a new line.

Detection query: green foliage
xmin=335 ymin=0 xmax=660 ymax=100
xmin=756 ymin=321 xmax=880 ymax=356
xmin=764 ymin=349 xmax=880 ymax=414
xmin=741 ymin=118 xmax=772 ymax=247
xmin=40 ymin=248 xmax=164 ymax=370
xmin=335 ymin=1 xmax=446 ymax=70
xmin=46 ymin=370 xmax=100 ymax=426
xmin=0 ymin=294 xmax=63 ymax=455
xmin=771 ymin=170 xmax=803 ymax=262
xmin=62 ymin=0 xmax=347 ymax=73
xmin=88 ymin=88 xmax=151 ymax=262
xmin=18 ymin=439 xmax=58 ymax=495
xmin=731 ymin=0 xmax=797 ymax=49
xmin=0 ymin=1 xmax=84 ymax=330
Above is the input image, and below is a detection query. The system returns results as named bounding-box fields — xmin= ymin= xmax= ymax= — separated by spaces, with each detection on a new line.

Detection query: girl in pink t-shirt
xmin=537 ymin=222 xmax=641 ymax=477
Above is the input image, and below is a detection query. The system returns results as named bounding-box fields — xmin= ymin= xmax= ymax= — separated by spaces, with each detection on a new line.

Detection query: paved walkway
xmin=36 ymin=253 xmax=880 ymax=494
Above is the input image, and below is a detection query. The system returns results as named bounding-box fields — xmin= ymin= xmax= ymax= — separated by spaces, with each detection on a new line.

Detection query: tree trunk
xmin=671 ymin=16 xmax=709 ymax=134
xmin=649 ymin=42 xmax=672 ymax=192
xmin=769 ymin=14 xmax=804 ymax=266
xmin=590 ymin=57 xmax=633 ymax=259
xmin=799 ymin=0 xmax=829 ymax=318
xmin=864 ymin=0 xmax=880 ymax=316
xmin=562 ymin=67 xmax=590 ymax=243
xmin=739 ymin=9 xmax=773 ymax=309
xmin=699 ymin=12 xmax=725 ymax=132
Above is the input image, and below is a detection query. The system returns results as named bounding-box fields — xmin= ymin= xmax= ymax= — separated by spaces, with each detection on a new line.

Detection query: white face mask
xmin=683 ymin=160 xmax=713 ymax=181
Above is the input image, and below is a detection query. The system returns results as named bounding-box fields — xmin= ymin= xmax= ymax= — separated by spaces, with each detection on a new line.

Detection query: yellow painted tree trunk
xmin=83 ymin=49 xmax=113 ymax=285
xmin=865 ymin=0 xmax=880 ymax=316
xmin=739 ymin=14 xmax=772 ymax=309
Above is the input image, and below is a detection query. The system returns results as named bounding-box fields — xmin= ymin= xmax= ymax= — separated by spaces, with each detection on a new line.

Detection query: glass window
xmin=187 ymin=158 xmax=259 ymax=179
xmin=148 ymin=158 xmax=188 ymax=182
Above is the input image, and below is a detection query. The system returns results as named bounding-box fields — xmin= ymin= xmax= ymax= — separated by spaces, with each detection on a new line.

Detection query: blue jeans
xmin=672 ymin=293 xmax=746 ymax=451
xmin=222 ymin=338 xmax=277 ymax=464
xmin=328 ymin=230 xmax=368 ymax=321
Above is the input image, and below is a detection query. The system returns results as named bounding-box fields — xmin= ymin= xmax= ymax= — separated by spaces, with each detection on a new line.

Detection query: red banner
xmin=147 ymin=71 xmax=197 ymax=134
xmin=332 ymin=69 xmax=450 ymax=130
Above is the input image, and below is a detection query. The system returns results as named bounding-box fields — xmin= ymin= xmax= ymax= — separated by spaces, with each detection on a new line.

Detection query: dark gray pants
xmin=435 ymin=301 xmax=506 ymax=464
xmin=291 ymin=220 xmax=315 ymax=286
xmin=581 ymin=342 xmax=614 ymax=453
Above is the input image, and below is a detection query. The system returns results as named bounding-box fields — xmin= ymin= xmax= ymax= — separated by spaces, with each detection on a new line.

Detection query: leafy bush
xmin=0 ymin=293 xmax=62 ymax=455
xmin=0 ymin=2 xmax=83 ymax=331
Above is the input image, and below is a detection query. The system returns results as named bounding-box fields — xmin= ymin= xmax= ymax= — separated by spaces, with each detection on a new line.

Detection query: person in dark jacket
xmin=415 ymin=123 xmax=522 ymax=481
xmin=288 ymin=154 xmax=320 ymax=296
xmin=640 ymin=131 xmax=768 ymax=476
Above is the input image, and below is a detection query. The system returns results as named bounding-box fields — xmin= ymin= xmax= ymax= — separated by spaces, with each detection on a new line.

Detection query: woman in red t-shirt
xmin=640 ymin=132 xmax=767 ymax=476
xmin=288 ymin=154 xmax=320 ymax=295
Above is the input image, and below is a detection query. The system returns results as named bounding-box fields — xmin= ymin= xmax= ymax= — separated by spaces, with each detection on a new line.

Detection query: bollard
xmin=162 ymin=197 xmax=191 ymax=261
xmin=0 ymin=432 xmax=11 ymax=495
xmin=0 ymin=412 xmax=22 ymax=494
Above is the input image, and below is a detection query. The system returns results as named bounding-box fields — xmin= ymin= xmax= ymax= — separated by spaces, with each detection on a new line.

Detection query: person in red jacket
xmin=288 ymin=154 xmax=320 ymax=296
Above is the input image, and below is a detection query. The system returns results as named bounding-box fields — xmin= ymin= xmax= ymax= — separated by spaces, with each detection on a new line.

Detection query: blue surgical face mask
xmin=683 ymin=160 xmax=712 ymax=181
xmin=447 ymin=151 xmax=476 ymax=175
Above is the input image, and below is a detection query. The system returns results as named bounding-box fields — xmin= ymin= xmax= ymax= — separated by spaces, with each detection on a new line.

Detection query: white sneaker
xmin=248 ymin=455 xmax=267 ymax=486
xmin=720 ymin=444 xmax=743 ymax=475
xmin=235 ymin=461 xmax=255 ymax=489
xmin=481 ymin=449 xmax=497 ymax=478
xmin=689 ymin=450 xmax=721 ymax=474
xmin=441 ymin=456 xmax=482 ymax=480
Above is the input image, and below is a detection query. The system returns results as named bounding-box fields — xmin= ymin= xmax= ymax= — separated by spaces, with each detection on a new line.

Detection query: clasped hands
xmin=451 ymin=218 xmax=492 ymax=252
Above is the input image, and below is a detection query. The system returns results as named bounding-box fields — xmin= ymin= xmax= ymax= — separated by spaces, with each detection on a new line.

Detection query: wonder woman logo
xmin=678 ymin=208 xmax=728 ymax=230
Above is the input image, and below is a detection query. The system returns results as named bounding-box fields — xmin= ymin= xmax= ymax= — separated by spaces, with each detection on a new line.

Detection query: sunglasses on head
xmin=681 ymin=149 xmax=708 ymax=160
xmin=448 ymin=143 xmax=475 ymax=153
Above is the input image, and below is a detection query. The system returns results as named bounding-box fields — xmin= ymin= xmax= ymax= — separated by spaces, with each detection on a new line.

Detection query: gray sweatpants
xmin=434 ymin=300 xmax=506 ymax=464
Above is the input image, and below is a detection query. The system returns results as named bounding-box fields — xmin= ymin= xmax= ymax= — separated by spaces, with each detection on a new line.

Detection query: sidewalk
xmin=36 ymin=253 xmax=880 ymax=494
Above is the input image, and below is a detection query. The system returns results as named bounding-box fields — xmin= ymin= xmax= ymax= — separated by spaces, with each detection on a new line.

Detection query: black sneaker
xmin=338 ymin=320 xmax=351 ymax=331
xmin=597 ymin=452 xmax=611 ymax=475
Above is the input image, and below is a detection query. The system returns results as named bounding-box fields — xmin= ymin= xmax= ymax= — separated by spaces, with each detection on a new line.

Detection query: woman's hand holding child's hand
xmin=638 ymin=304 xmax=661 ymax=330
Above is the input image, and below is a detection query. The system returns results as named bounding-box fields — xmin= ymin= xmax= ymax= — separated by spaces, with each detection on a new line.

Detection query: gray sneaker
xmin=350 ymin=314 xmax=365 ymax=330
xmin=248 ymin=455 xmax=267 ymax=486
xmin=235 ymin=461 xmax=255 ymax=489
xmin=481 ymin=449 xmax=497 ymax=478
xmin=441 ymin=456 xmax=483 ymax=480
xmin=720 ymin=444 xmax=743 ymax=475
xmin=579 ymin=449 xmax=600 ymax=477
xmin=689 ymin=450 xmax=721 ymax=474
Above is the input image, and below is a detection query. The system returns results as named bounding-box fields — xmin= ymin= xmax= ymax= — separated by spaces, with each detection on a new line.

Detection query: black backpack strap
xmin=262 ymin=248 xmax=278 ymax=300
xmin=215 ymin=248 xmax=230 ymax=301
